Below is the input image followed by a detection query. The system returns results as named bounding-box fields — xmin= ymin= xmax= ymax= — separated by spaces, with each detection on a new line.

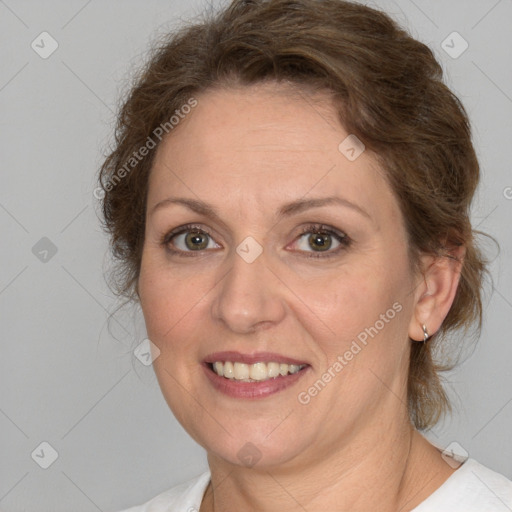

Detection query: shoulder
xmin=413 ymin=458 xmax=512 ymax=511
xmin=113 ymin=471 xmax=211 ymax=512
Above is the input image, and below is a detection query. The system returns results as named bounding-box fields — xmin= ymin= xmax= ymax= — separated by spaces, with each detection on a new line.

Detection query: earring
xmin=422 ymin=324 xmax=429 ymax=343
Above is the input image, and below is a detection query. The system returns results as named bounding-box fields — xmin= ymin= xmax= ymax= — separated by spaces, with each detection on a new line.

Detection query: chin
xmin=195 ymin=423 xmax=312 ymax=471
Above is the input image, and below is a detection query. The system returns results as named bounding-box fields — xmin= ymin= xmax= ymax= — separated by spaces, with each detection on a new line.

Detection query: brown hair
xmin=98 ymin=0 xmax=490 ymax=430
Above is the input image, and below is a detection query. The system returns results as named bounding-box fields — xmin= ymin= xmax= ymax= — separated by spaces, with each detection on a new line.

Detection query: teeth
xmin=234 ymin=362 xmax=249 ymax=380
xmin=267 ymin=362 xmax=280 ymax=378
xmin=213 ymin=362 xmax=223 ymax=377
xmin=223 ymin=361 xmax=234 ymax=379
xmin=210 ymin=361 xmax=306 ymax=381
xmin=249 ymin=362 xmax=268 ymax=381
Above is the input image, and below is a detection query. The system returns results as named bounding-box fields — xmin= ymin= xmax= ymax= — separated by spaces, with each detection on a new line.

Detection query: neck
xmin=200 ymin=418 xmax=454 ymax=512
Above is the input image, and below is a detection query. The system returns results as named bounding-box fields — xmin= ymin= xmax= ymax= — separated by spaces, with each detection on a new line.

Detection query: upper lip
xmin=204 ymin=351 xmax=309 ymax=366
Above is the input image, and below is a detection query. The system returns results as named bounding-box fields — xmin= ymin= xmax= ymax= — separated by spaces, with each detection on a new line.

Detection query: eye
xmin=291 ymin=224 xmax=350 ymax=258
xmin=161 ymin=223 xmax=350 ymax=258
xmin=162 ymin=224 xmax=221 ymax=255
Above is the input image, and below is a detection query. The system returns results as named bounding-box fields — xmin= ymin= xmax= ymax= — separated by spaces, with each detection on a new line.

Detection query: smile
xmin=202 ymin=351 xmax=310 ymax=398
xmin=210 ymin=361 xmax=307 ymax=382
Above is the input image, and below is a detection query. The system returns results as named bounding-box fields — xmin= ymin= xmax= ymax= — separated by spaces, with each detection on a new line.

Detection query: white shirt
xmin=116 ymin=458 xmax=512 ymax=511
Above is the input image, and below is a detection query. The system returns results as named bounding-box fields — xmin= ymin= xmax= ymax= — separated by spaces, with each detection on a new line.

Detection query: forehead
xmin=148 ymin=83 xmax=398 ymax=223
xmin=155 ymin=82 xmax=343 ymax=166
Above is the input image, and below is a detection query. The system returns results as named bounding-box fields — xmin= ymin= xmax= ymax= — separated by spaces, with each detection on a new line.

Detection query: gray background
xmin=1 ymin=0 xmax=511 ymax=511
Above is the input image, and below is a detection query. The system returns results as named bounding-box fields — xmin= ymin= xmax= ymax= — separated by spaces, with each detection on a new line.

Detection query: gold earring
xmin=422 ymin=324 xmax=429 ymax=343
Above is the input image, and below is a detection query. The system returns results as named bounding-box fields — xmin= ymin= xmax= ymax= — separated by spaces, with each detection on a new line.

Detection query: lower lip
xmin=203 ymin=363 xmax=310 ymax=399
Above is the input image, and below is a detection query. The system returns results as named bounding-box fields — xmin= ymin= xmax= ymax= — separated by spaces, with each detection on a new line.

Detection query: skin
xmin=137 ymin=81 xmax=464 ymax=512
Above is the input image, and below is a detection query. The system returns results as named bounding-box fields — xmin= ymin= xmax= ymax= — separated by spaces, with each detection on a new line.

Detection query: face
xmin=138 ymin=82 xmax=419 ymax=470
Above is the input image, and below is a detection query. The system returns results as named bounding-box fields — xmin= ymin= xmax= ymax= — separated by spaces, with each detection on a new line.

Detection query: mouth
xmin=202 ymin=351 xmax=310 ymax=399
xmin=207 ymin=360 xmax=307 ymax=382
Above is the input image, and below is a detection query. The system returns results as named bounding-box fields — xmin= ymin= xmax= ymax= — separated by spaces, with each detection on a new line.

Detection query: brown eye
xmin=163 ymin=225 xmax=220 ymax=254
xmin=183 ymin=231 xmax=209 ymax=250
xmin=307 ymin=232 xmax=333 ymax=252
xmin=296 ymin=230 xmax=342 ymax=253
xmin=291 ymin=224 xmax=350 ymax=259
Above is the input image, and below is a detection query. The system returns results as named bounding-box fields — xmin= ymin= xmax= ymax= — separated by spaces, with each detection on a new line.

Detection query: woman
xmin=99 ymin=0 xmax=512 ymax=510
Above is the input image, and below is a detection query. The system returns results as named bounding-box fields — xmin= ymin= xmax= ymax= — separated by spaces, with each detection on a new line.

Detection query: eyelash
xmin=295 ymin=224 xmax=351 ymax=258
xmin=160 ymin=223 xmax=351 ymax=259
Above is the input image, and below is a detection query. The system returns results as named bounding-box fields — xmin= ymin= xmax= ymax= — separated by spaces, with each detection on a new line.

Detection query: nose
xmin=211 ymin=248 xmax=287 ymax=334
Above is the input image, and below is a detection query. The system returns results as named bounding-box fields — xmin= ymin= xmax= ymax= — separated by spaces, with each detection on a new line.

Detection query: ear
xmin=408 ymin=246 xmax=465 ymax=342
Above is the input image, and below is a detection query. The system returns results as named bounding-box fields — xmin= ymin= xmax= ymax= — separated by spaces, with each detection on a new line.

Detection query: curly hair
xmin=98 ymin=0 xmax=490 ymax=430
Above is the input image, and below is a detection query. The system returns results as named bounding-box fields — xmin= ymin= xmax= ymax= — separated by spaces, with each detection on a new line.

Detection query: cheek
xmin=299 ymin=276 xmax=411 ymax=410
xmin=303 ymin=254 xmax=412 ymax=374
xmin=138 ymin=257 xmax=202 ymax=344
xmin=301 ymin=264 xmax=401 ymax=334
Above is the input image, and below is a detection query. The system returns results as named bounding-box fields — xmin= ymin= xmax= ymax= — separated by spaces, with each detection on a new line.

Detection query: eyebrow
xmin=150 ymin=195 xmax=371 ymax=221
